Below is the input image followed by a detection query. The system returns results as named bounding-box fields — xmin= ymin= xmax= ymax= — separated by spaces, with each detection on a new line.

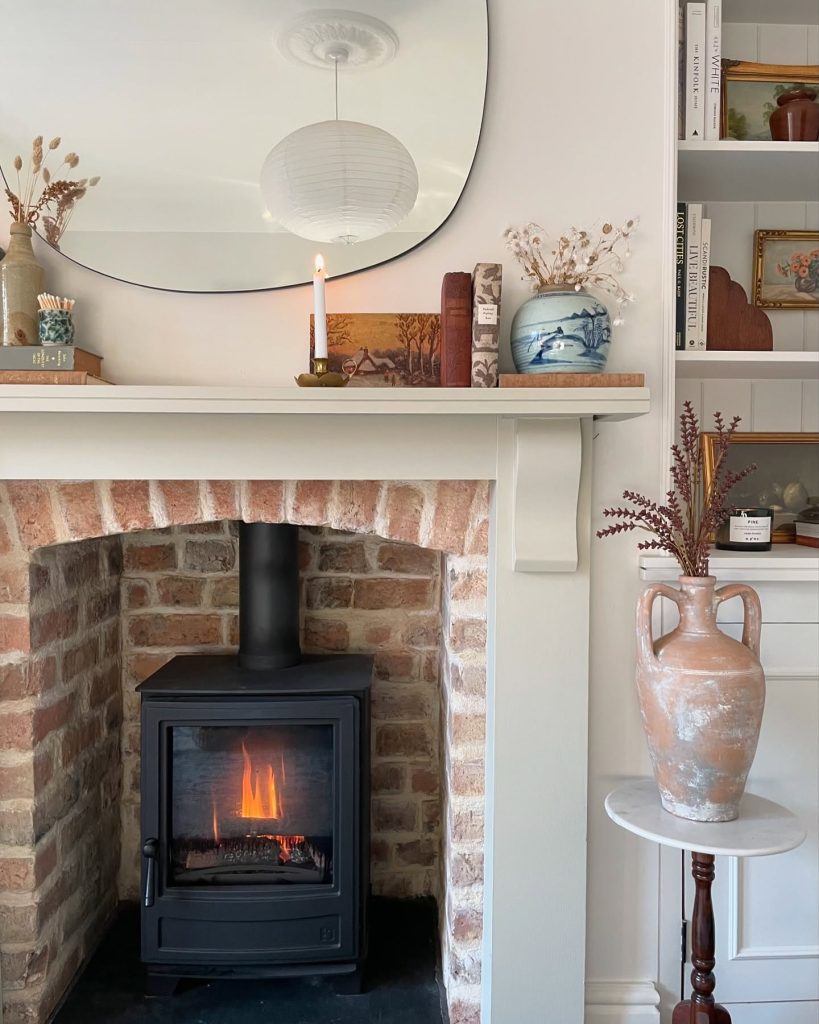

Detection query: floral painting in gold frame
xmin=753 ymin=230 xmax=819 ymax=309
xmin=701 ymin=432 xmax=819 ymax=542
xmin=721 ymin=60 xmax=819 ymax=140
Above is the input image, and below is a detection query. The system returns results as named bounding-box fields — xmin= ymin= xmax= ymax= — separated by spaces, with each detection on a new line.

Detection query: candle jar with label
xmin=716 ymin=507 xmax=773 ymax=551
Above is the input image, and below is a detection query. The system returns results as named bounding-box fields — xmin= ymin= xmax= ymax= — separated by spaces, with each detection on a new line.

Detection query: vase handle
xmin=637 ymin=583 xmax=681 ymax=669
xmin=716 ymin=583 xmax=762 ymax=658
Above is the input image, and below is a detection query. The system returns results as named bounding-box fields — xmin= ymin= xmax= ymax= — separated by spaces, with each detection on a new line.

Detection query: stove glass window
xmin=169 ymin=723 xmax=334 ymax=886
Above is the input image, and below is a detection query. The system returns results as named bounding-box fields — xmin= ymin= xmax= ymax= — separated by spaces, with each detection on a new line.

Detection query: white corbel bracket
xmin=513 ymin=417 xmax=583 ymax=573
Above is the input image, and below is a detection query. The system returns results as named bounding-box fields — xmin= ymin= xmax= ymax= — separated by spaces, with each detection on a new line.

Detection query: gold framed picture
xmin=701 ymin=432 xmax=819 ymax=542
xmin=753 ymin=230 xmax=819 ymax=309
xmin=721 ymin=60 xmax=819 ymax=140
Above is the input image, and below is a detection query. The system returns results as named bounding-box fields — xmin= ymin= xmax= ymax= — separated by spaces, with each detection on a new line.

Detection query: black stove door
xmin=140 ymin=697 xmax=361 ymax=968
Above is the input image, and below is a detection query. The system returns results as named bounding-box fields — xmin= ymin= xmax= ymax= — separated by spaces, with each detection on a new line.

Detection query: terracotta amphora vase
xmin=636 ymin=576 xmax=764 ymax=822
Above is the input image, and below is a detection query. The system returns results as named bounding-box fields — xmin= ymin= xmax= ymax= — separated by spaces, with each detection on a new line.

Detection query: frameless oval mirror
xmin=1 ymin=1 xmax=487 ymax=292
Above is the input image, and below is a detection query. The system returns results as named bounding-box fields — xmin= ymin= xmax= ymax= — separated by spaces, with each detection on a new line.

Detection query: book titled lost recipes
xmin=0 ymin=345 xmax=102 ymax=376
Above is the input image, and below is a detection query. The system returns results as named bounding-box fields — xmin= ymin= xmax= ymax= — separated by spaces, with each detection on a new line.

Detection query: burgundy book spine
xmin=440 ymin=272 xmax=473 ymax=387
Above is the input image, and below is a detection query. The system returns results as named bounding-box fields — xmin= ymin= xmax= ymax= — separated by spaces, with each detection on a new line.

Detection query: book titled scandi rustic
xmin=471 ymin=263 xmax=502 ymax=388
xmin=698 ymin=218 xmax=712 ymax=349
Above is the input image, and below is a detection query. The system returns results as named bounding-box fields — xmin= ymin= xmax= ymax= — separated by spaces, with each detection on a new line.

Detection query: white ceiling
xmin=1 ymin=0 xmax=486 ymax=235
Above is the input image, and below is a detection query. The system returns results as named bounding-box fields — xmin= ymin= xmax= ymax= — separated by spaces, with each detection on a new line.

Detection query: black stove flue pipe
xmin=238 ymin=522 xmax=301 ymax=671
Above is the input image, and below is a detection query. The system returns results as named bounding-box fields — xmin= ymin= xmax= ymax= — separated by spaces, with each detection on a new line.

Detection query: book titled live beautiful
xmin=0 ymin=345 xmax=102 ymax=376
xmin=440 ymin=272 xmax=472 ymax=386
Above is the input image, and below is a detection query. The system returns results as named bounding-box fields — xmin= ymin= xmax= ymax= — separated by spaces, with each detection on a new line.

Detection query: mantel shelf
xmin=0 ymin=384 xmax=650 ymax=420
xmin=677 ymin=141 xmax=819 ymax=202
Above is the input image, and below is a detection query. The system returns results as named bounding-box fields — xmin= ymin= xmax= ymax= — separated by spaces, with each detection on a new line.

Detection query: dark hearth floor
xmin=53 ymin=898 xmax=446 ymax=1024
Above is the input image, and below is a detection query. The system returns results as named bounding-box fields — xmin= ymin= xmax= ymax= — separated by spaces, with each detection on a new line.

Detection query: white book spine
xmin=685 ymin=3 xmax=706 ymax=141
xmin=685 ymin=204 xmax=703 ymax=350
xmin=698 ymin=218 xmax=711 ymax=349
xmin=705 ymin=0 xmax=722 ymax=140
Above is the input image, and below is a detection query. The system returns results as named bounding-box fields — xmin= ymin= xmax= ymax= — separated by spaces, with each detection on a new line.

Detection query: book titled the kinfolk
xmin=675 ymin=203 xmax=687 ymax=350
xmin=684 ymin=203 xmax=703 ymax=350
xmin=704 ymin=0 xmax=722 ymax=140
xmin=0 ymin=345 xmax=102 ymax=375
xmin=685 ymin=3 xmax=706 ymax=141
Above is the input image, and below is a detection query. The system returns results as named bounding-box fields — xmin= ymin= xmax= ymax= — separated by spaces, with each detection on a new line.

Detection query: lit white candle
xmin=313 ymin=255 xmax=328 ymax=360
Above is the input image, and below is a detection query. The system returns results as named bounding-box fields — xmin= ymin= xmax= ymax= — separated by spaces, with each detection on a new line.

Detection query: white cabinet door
xmin=659 ymin=587 xmax=819 ymax=1023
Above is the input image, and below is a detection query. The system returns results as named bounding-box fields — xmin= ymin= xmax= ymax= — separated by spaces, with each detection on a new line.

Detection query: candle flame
xmin=314 ymin=254 xmax=325 ymax=274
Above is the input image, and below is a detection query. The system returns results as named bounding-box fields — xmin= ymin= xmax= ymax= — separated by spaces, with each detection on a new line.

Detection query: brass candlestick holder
xmin=295 ymin=356 xmax=351 ymax=388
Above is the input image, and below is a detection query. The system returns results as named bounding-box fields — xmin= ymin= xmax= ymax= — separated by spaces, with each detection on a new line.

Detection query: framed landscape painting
xmin=309 ymin=313 xmax=441 ymax=387
xmin=721 ymin=60 xmax=819 ymax=140
xmin=753 ymin=230 xmax=819 ymax=309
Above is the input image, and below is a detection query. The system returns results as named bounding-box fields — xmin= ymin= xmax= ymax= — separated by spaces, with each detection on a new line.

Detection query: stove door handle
xmin=143 ymin=838 xmax=158 ymax=907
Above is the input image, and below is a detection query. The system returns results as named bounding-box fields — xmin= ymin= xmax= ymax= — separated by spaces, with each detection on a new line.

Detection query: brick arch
xmin=0 ymin=480 xmax=489 ymax=558
xmin=0 ymin=478 xmax=489 ymax=1024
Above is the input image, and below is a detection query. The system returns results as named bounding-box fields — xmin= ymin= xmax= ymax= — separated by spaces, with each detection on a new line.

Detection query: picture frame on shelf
xmin=753 ymin=230 xmax=819 ymax=310
xmin=701 ymin=432 xmax=819 ymax=543
xmin=309 ymin=313 xmax=441 ymax=387
xmin=720 ymin=60 xmax=819 ymax=141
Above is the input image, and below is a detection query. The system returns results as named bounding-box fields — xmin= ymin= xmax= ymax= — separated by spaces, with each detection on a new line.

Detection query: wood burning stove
xmin=137 ymin=524 xmax=372 ymax=993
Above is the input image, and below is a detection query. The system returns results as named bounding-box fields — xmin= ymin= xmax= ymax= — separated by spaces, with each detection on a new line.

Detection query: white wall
xmin=1 ymin=1 xmax=671 ymax=1016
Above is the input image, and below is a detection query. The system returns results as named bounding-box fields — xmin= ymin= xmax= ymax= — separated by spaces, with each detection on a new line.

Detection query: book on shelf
xmin=684 ymin=3 xmax=706 ymax=141
xmin=684 ymin=203 xmax=703 ymax=350
xmin=698 ymin=218 xmax=712 ymax=348
xmin=675 ymin=203 xmax=687 ymax=350
xmin=0 ymin=346 xmax=102 ymax=375
xmin=0 ymin=370 xmax=111 ymax=385
xmin=704 ymin=0 xmax=722 ymax=140
xmin=440 ymin=272 xmax=473 ymax=387
xmin=471 ymin=263 xmax=502 ymax=389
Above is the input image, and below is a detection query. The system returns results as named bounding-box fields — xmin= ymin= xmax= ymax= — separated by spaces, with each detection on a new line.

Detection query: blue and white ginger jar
xmin=510 ymin=287 xmax=611 ymax=374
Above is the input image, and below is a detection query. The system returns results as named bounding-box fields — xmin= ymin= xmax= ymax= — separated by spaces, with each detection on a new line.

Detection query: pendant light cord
xmin=334 ymin=57 xmax=339 ymax=120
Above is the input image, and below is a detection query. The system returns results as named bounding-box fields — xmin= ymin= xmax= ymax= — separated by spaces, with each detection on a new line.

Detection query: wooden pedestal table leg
xmin=672 ymin=852 xmax=731 ymax=1024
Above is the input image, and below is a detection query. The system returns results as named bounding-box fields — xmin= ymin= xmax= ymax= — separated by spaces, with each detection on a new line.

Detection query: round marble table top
xmin=605 ymin=779 xmax=805 ymax=857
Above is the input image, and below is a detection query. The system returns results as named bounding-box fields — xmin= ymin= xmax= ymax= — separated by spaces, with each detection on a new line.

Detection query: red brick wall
xmin=0 ymin=538 xmax=121 ymax=1024
xmin=119 ymin=523 xmax=444 ymax=901
xmin=0 ymin=479 xmax=489 ymax=1024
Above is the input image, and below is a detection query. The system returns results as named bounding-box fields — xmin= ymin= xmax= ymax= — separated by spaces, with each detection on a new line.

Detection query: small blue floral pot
xmin=39 ymin=310 xmax=75 ymax=346
xmin=510 ymin=287 xmax=611 ymax=374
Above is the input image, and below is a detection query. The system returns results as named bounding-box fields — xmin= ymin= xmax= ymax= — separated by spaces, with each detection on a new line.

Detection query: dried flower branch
xmin=504 ymin=218 xmax=638 ymax=324
xmin=596 ymin=403 xmax=757 ymax=577
xmin=4 ymin=134 xmax=100 ymax=244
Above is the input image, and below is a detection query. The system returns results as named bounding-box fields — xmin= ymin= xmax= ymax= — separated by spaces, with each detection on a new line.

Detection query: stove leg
xmin=145 ymin=973 xmax=180 ymax=997
xmin=334 ymin=966 xmax=365 ymax=995
xmin=671 ymin=852 xmax=731 ymax=1024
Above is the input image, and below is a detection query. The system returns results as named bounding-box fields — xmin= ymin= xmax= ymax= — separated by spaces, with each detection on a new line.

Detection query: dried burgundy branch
xmin=596 ymin=404 xmax=756 ymax=576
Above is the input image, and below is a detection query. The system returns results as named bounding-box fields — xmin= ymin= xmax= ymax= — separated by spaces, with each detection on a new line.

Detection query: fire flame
xmin=241 ymin=743 xmax=283 ymax=819
xmin=211 ymin=796 xmax=220 ymax=845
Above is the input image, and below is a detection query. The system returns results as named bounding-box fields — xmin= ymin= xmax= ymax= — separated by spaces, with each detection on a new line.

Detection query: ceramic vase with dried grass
xmin=599 ymin=403 xmax=766 ymax=822
xmin=0 ymin=223 xmax=44 ymax=346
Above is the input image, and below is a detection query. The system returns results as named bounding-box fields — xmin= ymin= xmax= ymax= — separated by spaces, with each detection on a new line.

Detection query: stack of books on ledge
xmin=675 ymin=202 xmax=711 ymax=350
xmin=0 ymin=346 xmax=109 ymax=384
xmin=681 ymin=0 xmax=721 ymax=142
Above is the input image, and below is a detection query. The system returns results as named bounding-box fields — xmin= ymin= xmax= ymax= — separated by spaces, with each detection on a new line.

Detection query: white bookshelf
xmin=677 ymin=141 xmax=819 ymax=201
xmin=676 ymin=350 xmax=819 ymax=380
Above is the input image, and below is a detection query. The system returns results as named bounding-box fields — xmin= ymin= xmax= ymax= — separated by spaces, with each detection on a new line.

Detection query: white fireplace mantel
xmin=0 ymin=384 xmax=650 ymax=1024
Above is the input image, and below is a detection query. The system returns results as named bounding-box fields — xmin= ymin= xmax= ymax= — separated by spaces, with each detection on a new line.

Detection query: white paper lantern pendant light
xmin=261 ymin=20 xmax=419 ymax=246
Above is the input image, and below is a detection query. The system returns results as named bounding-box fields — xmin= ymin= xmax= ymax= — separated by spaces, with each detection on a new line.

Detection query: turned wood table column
xmin=605 ymin=778 xmax=805 ymax=1024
